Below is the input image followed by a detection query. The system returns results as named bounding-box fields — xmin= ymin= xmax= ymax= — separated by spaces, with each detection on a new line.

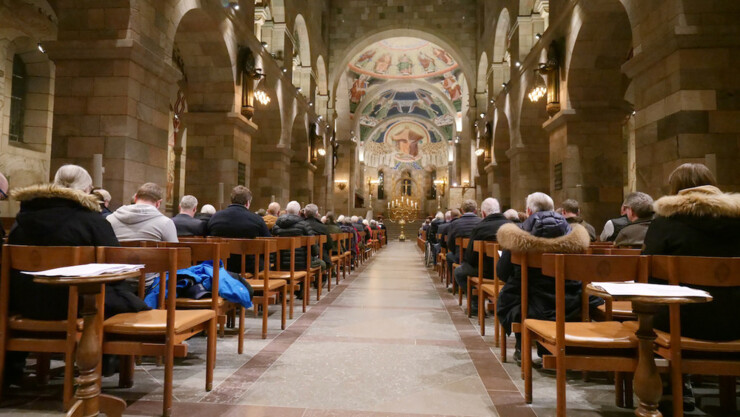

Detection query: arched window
xmin=9 ymin=54 xmax=27 ymax=143
xmin=377 ymin=170 xmax=385 ymax=200
xmin=430 ymin=171 xmax=437 ymax=199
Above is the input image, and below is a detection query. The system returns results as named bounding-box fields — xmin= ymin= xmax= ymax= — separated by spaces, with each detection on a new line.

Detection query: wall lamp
xmin=226 ymin=0 xmax=239 ymax=10
xmin=334 ymin=180 xmax=348 ymax=190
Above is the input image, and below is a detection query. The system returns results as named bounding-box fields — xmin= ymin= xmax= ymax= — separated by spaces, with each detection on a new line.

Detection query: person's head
xmin=460 ymin=199 xmax=477 ymax=214
xmin=200 ymin=204 xmax=216 ymax=215
xmin=363 ymin=219 xmax=369 ymax=226
xmin=350 ymin=215 xmax=359 ymax=223
xmin=450 ymin=209 xmax=461 ymax=219
xmin=304 ymin=203 xmax=319 ymax=219
xmin=480 ymin=198 xmax=500 ymax=217
xmin=503 ymin=208 xmax=519 ymax=222
xmin=370 ymin=219 xmax=377 ymax=228
xmin=267 ymin=202 xmax=280 ymax=216
xmin=435 ymin=211 xmax=444 ymax=221
xmin=526 ymin=192 xmax=554 ymax=216
xmin=622 ymin=192 xmax=654 ymax=221
xmin=256 ymin=208 xmax=266 ymax=217
xmin=135 ymin=182 xmax=164 ymax=208
xmin=0 ymin=171 xmax=8 ymax=202
xmin=230 ymin=185 xmax=252 ymax=208
xmin=285 ymin=200 xmax=301 ymax=215
xmin=54 ymin=164 xmax=93 ymax=193
xmin=179 ymin=195 xmax=198 ymax=217
xmin=326 ymin=212 xmax=336 ymax=224
xmin=560 ymin=199 xmax=580 ymax=218
xmin=92 ymin=188 xmax=111 ymax=207
xmin=668 ymin=163 xmax=717 ymax=195
xmin=337 ymin=214 xmax=346 ymax=223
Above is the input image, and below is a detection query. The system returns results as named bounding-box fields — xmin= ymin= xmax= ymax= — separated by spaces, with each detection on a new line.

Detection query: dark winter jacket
xmin=565 ymin=216 xmax=596 ymax=242
xmin=496 ymin=211 xmax=593 ymax=334
xmin=8 ymin=184 xmax=149 ymax=320
xmin=207 ymin=204 xmax=271 ymax=273
xmin=272 ymin=214 xmax=315 ymax=270
xmin=438 ymin=218 xmax=456 ymax=248
xmin=462 ymin=213 xmax=511 ymax=279
xmin=643 ymin=185 xmax=740 ymax=341
xmin=447 ymin=213 xmax=482 ymax=257
xmin=427 ymin=218 xmax=443 ymax=244
xmin=305 ymin=217 xmax=333 ymax=265
xmin=173 ymin=213 xmax=206 ymax=237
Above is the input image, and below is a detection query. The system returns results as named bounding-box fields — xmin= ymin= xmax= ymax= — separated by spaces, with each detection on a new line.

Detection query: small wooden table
xmin=586 ymin=284 xmax=712 ymax=417
xmin=34 ymin=271 xmax=140 ymax=417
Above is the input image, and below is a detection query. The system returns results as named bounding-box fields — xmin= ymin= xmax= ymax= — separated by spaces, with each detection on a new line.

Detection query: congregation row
xmin=417 ymin=162 xmax=739 ymax=416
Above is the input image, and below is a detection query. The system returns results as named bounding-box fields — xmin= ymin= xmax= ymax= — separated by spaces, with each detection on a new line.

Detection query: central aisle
xmin=127 ymin=241 xmax=535 ymax=416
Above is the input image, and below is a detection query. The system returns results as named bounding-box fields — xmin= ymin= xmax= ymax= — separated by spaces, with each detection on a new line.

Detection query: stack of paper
xmin=593 ymin=282 xmax=711 ymax=298
xmin=23 ymin=263 xmax=145 ymax=278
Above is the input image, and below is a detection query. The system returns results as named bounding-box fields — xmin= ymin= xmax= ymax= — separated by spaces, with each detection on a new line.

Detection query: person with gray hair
xmin=454 ymin=197 xmax=511 ymax=314
xmin=92 ymin=188 xmax=113 ymax=217
xmin=559 ymin=198 xmax=597 ymax=242
xmin=614 ymin=192 xmax=655 ymax=248
xmin=445 ymin=199 xmax=482 ymax=280
xmin=303 ymin=203 xmax=334 ymax=269
xmin=526 ymin=192 xmax=554 ymax=213
xmin=54 ymin=164 xmax=93 ymax=193
xmin=173 ymin=195 xmax=205 ymax=237
xmin=503 ymin=208 xmax=520 ymax=223
xmin=195 ymin=203 xmax=216 ymax=222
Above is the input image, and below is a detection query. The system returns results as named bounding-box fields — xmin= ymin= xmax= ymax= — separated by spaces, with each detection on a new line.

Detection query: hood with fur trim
xmin=653 ymin=185 xmax=740 ymax=218
xmin=497 ymin=223 xmax=590 ymax=253
xmin=10 ymin=184 xmax=101 ymax=212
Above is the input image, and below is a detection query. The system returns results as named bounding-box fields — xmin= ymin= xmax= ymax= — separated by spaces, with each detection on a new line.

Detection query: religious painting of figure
xmin=433 ymin=47 xmax=453 ymax=66
xmin=417 ymin=51 xmax=436 ymax=73
xmin=442 ymin=71 xmax=462 ymax=102
xmin=409 ymin=89 xmax=440 ymax=119
xmin=374 ymin=53 xmax=392 ymax=74
xmin=349 ymin=74 xmax=368 ymax=113
xmin=356 ymin=49 xmax=376 ymax=68
xmin=386 ymin=121 xmax=429 ymax=163
xmin=371 ymin=91 xmax=402 ymax=119
xmin=397 ymin=54 xmax=413 ymax=75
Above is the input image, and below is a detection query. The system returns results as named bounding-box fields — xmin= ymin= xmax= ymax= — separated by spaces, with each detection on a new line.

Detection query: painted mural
xmin=362 ymin=120 xmax=449 ymax=170
xmin=347 ymin=37 xmax=463 ymax=113
xmin=358 ymin=89 xmax=455 ymax=141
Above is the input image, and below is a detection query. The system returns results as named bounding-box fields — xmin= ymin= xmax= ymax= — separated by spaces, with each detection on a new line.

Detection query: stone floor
xmin=0 ymin=241 xmax=736 ymax=416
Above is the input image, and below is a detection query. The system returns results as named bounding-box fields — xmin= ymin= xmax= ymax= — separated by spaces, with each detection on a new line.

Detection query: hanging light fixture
xmin=255 ymin=90 xmax=271 ymax=105
xmin=528 ymin=71 xmax=547 ymax=102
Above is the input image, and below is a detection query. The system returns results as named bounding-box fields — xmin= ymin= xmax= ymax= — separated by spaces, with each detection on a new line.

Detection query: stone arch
xmin=476 ymin=52 xmax=488 ymax=95
xmin=290 ymin=110 xmax=313 ymax=204
xmin=315 ymin=55 xmax=328 ymax=96
xmin=491 ymin=8 xmax=511 ymax=96
xmin=566 ymin=0 xmax=633 ymax=110
xmin=330 ymin=28 xmax=475 ymax=104
xmin=291 ymin=13 xmax=311 ymax=94
xmin=492 ymin=108 xmax=511 ymax=209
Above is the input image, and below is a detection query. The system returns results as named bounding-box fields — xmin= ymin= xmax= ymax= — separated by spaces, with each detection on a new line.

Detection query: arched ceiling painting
xmin=348 ymin=37 xmax=463 ymax=170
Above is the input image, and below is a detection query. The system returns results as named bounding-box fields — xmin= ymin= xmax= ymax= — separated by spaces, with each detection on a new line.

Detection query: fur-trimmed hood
xmin=497 ymin=223 xmax=590 ymax=253
xmin=10 ymin=184 xmax=101 ymax=212
xmin=653 ymin=185 xmax=740 ymax=218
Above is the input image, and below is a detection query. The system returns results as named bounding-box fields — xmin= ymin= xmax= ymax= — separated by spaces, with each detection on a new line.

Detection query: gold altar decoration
xmin=387 ymin=195 xmax=419 ymax=242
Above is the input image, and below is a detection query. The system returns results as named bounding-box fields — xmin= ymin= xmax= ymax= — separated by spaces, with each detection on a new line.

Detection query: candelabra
xmin=387 ymin=196 xmax=419 ymax=242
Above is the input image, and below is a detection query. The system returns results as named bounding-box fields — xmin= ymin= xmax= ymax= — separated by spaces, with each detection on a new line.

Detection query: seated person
xmin=304 ymin=204 xmax=334 ymax=269
xmin=614 ymin=192 xmax=654 ymax=248
xmin=92 ymin=188 xmax=113 ymax=217
xmin=446 ymin=200 xmax=482 ymax=278
xmin=599 ymin=202 xmax=631 ymax=242
xmin=438 ymin=209 xmax=460 ymax=250
xmin=496 ymin=192 xmax=592 ymax=361
xmin=196 ymin=204 xmax=216 ymax=222
xmin=207 ymin=186 xmax=271 ymax=274
xmin=559 ymin=199 xmax=597 ymax=241
xmin=454 ymin=198 xmax=511 ymax=313
xmin=272 ymin=201 xmax=315 ymax=271
xmin=263 ymin=202 xmax=280 ymax=231
xmin=172 ymin=195 xmax=206 ymax=237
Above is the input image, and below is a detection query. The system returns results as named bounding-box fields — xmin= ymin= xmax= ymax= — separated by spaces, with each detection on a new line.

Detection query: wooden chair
xmin=649 ymin=255 xmax=740 ymax=417
xmin=587 ymin=247 xmax=642 ymax=322
xmin=0 ymin=245 xmax=96 ymax=410
xmin=523 ymin=253 xmax=647 ymax=416
xmin=341 ymin=233 xmax=353 ymax=276
xmin=500 ymin=251 xmax=542 ymax=362
xmin=466 ymin=240 xmax=499 ymax=318
xmin=453 ymin=237 xmax=470 ymax=306
xmin=301 ymin=236 xmax=322 ymax=301
xmin=98 ymin=246 xmax=216 ymax=417
xmin=270 ymin=237 xmax=308 ymax=319
xmin=329 ymin=233 xmax=345 ymax=285
xmin=164 ymin=241 xmax=242 ymax=347
xmin=228 ymin=238 xmax=286 ymax=340
xmin=478 ymin=242 xmax=502 ymax=346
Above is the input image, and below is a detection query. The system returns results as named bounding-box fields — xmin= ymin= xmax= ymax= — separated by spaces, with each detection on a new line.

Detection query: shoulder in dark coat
xmin=207 ymin=204 xmax=271 ymax=273
xmin=446 ymin=213 xmax=482 ymax=256
xmin=173 ymin=213 xmax=206 ymax=236
xmin=644 ymin=185 xmax=740 ymax=341
xmin=462 ymin=213 xmax=511 ymax=278
xmin=272 ymin=214 xmax=315 ymax=270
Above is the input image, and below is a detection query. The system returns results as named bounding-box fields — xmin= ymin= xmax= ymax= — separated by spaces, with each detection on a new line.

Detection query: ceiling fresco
xmin=361 ymin=119 xmax=449 ymax=170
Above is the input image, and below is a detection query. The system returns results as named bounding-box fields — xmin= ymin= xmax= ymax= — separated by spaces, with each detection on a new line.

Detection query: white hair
xmin=435 ymin=211 xmax=444 ymax=221
xmin=337 ymin=215 xmax=346 ymax=223
xmin=370 ymin=220 xmax=377 ymax=228
xmin=445 ymin=211 xmax=452 ymax=221
xmin=267 ymin=202 xmax=280 ymax=215
xmin=93 ymin=188 xmax=111 ymax=202
xmin=286 ymin=200 xmax=301 ymax=215
xmin=481 ymin=198 xmax=501 ymax=216
xmin=305 ymin=203 xmax=319 ymax=218
xmin=180 ymin=195 xmax=198 ymax=211
xmin=200 ymin=204 xmax=216 ymax=214
xmin=54 ymin=164 xmax=93 ymax=192
xmin=503 ymin=209 xmax=519 ymax=222
xmin=321 ymin=216 xmax=327 ymax=223
xmin=526 ymin=192 xmax=554 ymax=213
xmin=350 ymin=215 xmax=359 ymax=223
xmin=362 ymin=219 xmax=369 ymax=226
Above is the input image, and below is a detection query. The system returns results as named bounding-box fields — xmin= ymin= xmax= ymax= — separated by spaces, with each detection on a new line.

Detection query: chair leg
xmin=493 ymin=309 xmax=500 ymax=348
xmin=164 ymin=345 xmax=174 ymax=417
xmin=206 ymin=318 xmax=216 ymax=391
xmin=458 ymin=284 xmax=463 ymax=306
xmin=36 ymin=353 xmax=50 ymax=385
xmin=336 ymin=263 xmax=340 ymax=286
xmin=615 ymin=372 xmax=625 ymax=408
xmin=63 ymin=344 xmax=76 ymax=410
xmin=466 ymin=278 xmax=472 ymax=317
xmin=302 ymin=278 xmax=307 ymax=312
xmin=118 ymin=355 xmax=135 ymax=389
xmin=327 ymin=266 xmax=332 ymax=292
xmin=218 ymin=314 xmax=226 ymax=338
xmin=261 ymin=297 xmax=268 ymax=339
xmin=500 ymin=324 xmax=507 ymax=362
xmin=288 ymin=281 xmax=295 ymax=320
xmin=281 ymin=286 xmax=287 ymax=330
xmin=556 ymin=348 xmax=566 ymax=417
xmin=523 ymin=327 xmax=532 ymax=403
xmin=719 ymin=376 xmax=736 ymax=413
xmin=624 ymin=373 xmax=634 ymax=408
xmin=478 ymin=292 xmax=485 ymax=336
xmin=238 ymin=305 xmax=246 ymax=354
xmin=671 ymin=367 xmax=683 ymax=417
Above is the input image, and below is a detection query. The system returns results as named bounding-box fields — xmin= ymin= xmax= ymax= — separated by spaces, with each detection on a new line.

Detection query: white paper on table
xmin=22 ymin=263 xmax=145 ymax=278
xmin=593 ymin=282 xmax=711 ymax=298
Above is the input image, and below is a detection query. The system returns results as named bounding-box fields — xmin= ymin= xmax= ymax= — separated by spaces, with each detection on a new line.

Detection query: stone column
xmin=290 ymin=160 xmax=315 ymax=207
xmin=506 ymin=145 xmax=549 ymax=211
xmin=251 ymin=144 xmax=291 ymax=209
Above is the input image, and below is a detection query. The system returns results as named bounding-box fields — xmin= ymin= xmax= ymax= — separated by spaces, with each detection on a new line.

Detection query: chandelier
xmin=255 ymin=90 xmax=270 ymax=105
xmin=528 ymin=72 xmax=547 ymax=102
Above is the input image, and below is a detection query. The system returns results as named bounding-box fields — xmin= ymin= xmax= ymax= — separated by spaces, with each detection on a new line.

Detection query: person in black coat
xmin=438 ymin=209 xmax=460 ymax=249
xmin=207 ymin=186 xmax=270 ymax=273
xmin=427 ymin=212 xmax=444 ymax=245
xmin=453 ymin=199 xmax=511 ymax=311
xmin=643 ymin=163 xmax=740 ymax=342
xmin=172 ymin=195 xmax=206 ymax=237
xmin=495 ymin=192 xmax=592 ymax=361
xmin=445 ymin=200 xmax=482 ymax=277
xmin=303 ymin=204 xmax=333 ymax=268
xmin=272 ymin=201 xmax=316 ymax=270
